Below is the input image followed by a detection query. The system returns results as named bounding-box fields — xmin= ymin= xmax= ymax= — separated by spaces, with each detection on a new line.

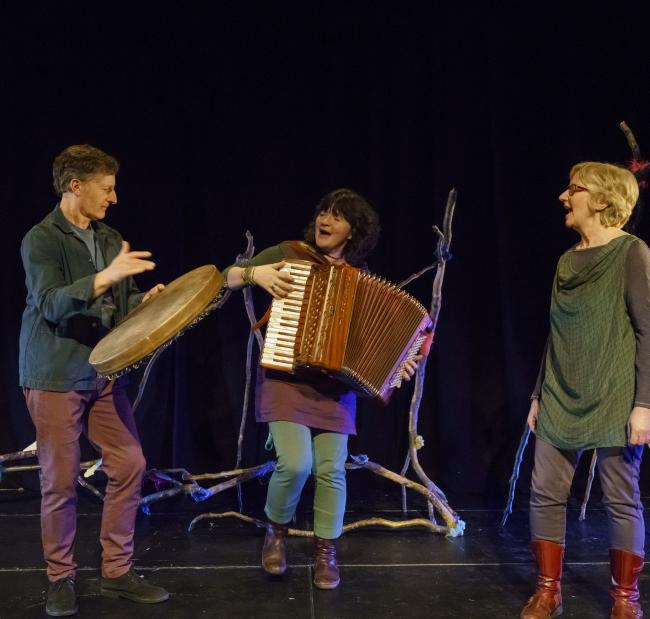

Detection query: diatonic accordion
xmin=260 ymin=260 xmax=432 ymax=403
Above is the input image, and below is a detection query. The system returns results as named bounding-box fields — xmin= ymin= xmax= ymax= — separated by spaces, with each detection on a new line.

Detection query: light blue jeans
xmin=265 ymin=421 xmax=348 ymax=539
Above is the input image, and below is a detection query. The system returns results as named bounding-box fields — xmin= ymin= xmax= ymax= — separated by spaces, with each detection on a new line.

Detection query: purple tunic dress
xmin=257 ymin=369 xmax=357 ymax=435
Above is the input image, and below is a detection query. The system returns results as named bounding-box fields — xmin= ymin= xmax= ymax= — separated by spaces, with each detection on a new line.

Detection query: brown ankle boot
xmin=313 ymin=536 xmax=340 ymax=589
xmin=610 ymin=548 xmax=644 ymax=618
xmin=520 ymin=539 xmax=564 ymax=619
xmin=262 ymin=521 xmax=288 ymax=576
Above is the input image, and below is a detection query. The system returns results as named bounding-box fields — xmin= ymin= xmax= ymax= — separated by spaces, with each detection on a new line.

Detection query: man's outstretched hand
xmin=94 ymin=241 xmax=156 ymax=298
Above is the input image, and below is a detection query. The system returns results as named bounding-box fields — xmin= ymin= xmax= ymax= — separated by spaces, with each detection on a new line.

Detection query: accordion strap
xmin=251 ymin=241 xmax=327 ymax=331
xmin=251 ymin=305 xmax=272 ymax=331
xmin=282 ymin=240 xmax=329 ymax=264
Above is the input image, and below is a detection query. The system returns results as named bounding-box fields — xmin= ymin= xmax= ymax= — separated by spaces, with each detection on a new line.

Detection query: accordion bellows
xmin=260 ymin=260 xmax=432 ymax=403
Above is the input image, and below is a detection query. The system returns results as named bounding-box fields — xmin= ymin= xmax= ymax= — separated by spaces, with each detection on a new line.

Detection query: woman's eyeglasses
xmin=566 ymin=184 xmax=589 ymax=196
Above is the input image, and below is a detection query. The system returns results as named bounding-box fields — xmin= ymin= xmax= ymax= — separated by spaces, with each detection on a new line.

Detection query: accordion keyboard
xmin=259 ymin=261 xmax=313 ymax=370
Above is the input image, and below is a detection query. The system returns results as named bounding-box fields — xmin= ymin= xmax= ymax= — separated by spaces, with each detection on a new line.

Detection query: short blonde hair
xmin=571 ymin=161 xmax=639 ymax=228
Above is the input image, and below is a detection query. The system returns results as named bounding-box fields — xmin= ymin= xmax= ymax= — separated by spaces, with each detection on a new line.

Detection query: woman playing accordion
xmin=225 ymin=188 xmax=418 ymax=589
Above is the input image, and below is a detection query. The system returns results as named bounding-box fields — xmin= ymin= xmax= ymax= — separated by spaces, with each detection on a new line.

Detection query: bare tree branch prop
xmin=0 ymin=451 xmax=105 ymax=501
xmin=135 ymin=463 xmax=277 ymax=512
xmin=186 ymin=462 xmax=276 ymax=481
xmin=234 ymin=231 xmax=263 ymax=513
xmin=238 ymin=231 xmax=264 ymax=353
xmin=398 ymin=263 xmax=438 ymax=289
xmin=183 ymin=456 xmax=465 ymax=537
xmin=620 ymin=121 xmax=641 ymax=160
xmin=192 ymin=461 xmax=276 ymax=501
xmin=236 ymin=331 xmax=255 ymax=513
xmin=398 ymin=189 xmax=458 ymax=523
xmin=341 ymin=517 xmax=448 ymax=535
xmin=346 ymin=455 xmax=461 ymax=534
xmin=1 ymin=463 xmax=42 ymax=474
xmin=189 ymin=511 xmax=448 ymax=535
xmin=399 ymin=452 xmax=411 ymax=514
xmin=501 ymin=424 xmax=532 ymax=526
xmin=1 ymin=457 xmax=102 ymax=475
xmin=0 ymin=449 xmax=37 ymax=465
xmin=139 ymin=485 xmax=194 ymax=512
xmin=579 ymin=450 xmax=598 ymax=521
xmin=0 ymin=447 xmax=37 ymax=483
xmin=76 ymin=476 xmax=104 ymax=501
xmin=132 ymin=346 xmax=167 ymax=413
xmin=620 ymin=121 xmax=647 ymax=235
xmin=188 ymin=510 xmax=266 ymax=532
xmin=137 ymin=470 xmax=200 ymax=511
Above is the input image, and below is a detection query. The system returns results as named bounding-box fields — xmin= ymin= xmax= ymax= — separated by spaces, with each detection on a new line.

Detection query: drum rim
xmin=89 ymin=264 xmax=223 ymax=375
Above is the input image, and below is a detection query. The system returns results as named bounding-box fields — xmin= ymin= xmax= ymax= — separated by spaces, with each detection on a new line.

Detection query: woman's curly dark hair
xmin=304 ymin=188 xmax=380 ymax=266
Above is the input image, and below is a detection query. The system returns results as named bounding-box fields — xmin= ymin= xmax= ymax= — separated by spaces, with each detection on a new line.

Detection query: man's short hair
xmin=52 ymin=144 xmax=119 ymax=196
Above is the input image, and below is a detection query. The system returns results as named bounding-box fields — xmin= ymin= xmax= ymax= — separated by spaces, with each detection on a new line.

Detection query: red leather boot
xmin=610 ymin=548 xmax=644 ymax=619
xmin=520 ymin=539 xmax=564 ymax=618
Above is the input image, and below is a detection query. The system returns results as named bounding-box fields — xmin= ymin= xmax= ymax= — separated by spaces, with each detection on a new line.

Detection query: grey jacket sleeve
xmin=625 ymin=239 xmax=650 ymax=408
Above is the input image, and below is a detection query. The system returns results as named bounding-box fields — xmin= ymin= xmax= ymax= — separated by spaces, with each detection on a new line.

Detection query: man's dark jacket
xmin=19 ymin=205 xmax=143 ymax=391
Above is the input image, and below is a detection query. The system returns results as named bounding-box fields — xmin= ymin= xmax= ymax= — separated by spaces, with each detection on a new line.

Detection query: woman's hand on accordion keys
xmin=397 ymin=354 xmax=423 ymax=387
xmin=256 ymin=262 xmax=295 ymax=299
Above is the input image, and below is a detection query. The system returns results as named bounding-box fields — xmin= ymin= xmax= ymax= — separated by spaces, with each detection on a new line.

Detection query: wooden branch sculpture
xmin=398 ymin=189 xmax=458 ymax=522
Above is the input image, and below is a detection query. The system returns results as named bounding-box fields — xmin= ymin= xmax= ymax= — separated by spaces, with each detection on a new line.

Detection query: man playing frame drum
xmin=19 ymin=144 xmax=169 ymax=616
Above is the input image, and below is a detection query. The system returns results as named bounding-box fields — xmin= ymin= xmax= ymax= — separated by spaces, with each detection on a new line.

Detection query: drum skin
xmin=89 ymin=264 xmax=223 ymax=375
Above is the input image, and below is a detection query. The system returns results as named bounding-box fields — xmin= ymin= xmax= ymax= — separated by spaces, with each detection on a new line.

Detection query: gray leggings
xmin=530 ymin=437 xmax=645 ymax=556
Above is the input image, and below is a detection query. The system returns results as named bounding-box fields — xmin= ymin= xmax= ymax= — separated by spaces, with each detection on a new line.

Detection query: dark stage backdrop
xmin=1 ymin=4 xmax=649 ymax=503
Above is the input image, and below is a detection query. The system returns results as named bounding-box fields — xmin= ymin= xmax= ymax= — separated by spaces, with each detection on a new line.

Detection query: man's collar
xmin=50 ymin=203 xmax=106 ymax=236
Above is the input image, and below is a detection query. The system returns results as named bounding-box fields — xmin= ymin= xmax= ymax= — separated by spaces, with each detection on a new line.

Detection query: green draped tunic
xmin=537 ymin=234 xmax=637 ymax=450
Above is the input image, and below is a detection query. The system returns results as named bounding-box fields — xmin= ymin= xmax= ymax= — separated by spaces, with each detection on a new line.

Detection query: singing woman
xmin=522 ymin=162 xmax=649 ymax=619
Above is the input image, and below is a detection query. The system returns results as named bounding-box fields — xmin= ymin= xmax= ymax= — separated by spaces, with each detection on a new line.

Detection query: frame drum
xmin=89 ymin=264 xmax=223 ymax=376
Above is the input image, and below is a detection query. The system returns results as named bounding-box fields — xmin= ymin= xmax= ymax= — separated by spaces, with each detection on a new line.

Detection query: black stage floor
xmin=0 ymin=477 xmax=648 ymax=619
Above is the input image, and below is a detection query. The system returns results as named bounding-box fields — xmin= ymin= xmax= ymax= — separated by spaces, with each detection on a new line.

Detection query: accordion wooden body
xmin=260 ymin=260 xmax=432 ymax=403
